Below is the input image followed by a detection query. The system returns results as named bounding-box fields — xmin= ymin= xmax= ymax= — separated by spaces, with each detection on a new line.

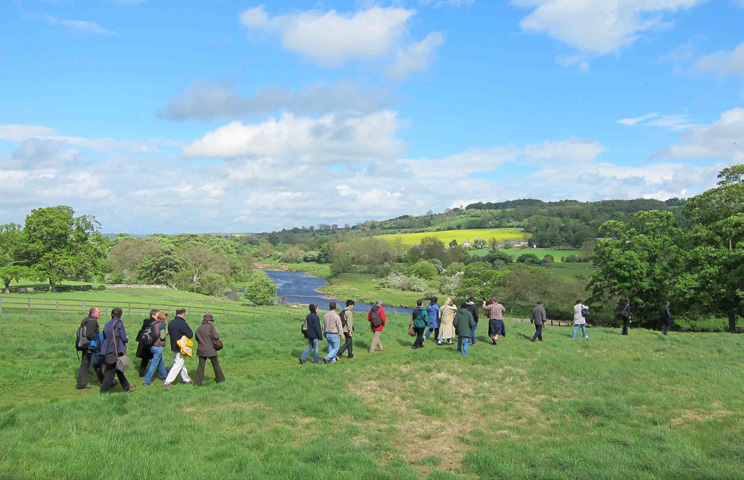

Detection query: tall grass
xmin=0 ymin=310 xmax=741 ymax=479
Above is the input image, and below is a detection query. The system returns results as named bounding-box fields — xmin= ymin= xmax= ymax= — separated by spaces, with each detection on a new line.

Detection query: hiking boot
xmin=76 ymin=385 xmax=91 ymax=390
xmin=299 ymin=357 xmax=306 ymax=365
xmin=348 ymin=355 xmax=355 ymax=359
xmin=323 ymin=358 xmax=330 ymax=364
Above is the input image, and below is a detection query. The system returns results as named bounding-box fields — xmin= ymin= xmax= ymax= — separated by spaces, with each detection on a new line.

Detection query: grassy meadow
xmin=321 ymin=273 xmax=424 ymax=307
xmin=469 ymin=247 xmax=584 ymax=262
xmin=377 ymin=228 xmax=530 ymax=246
xmin=0 ymin=308 xmax=742 ymax=480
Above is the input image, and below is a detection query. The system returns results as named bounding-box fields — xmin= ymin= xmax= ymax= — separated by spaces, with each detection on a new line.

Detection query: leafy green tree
xmin=0 ymin=223 xmax=23 ymax=267
xmin=516 ymin=253 xmax=541 ymax=265
xmin=589 ymin=210 xmax=683 ymax=327
xmin=137 ymin=244 xmax=187 ymax=286
xmin=678 ymin=165 xmax=743 ymax=332
xmin=244 ymin=270 xmax=278 ymax=305
xmin=20 ymin=206 xmax=104 ymax=290
xmin=455 ymin=261 xmax=507 ymax=300
xmin=0 ymin=265 xmax=31 ymax=293
xmin=108 ymin=238 xmax=161 ymax=282
xmin=194 ymin=273 xmax=229 ymax=297
xmin=182 ymin=244 xmax=231 ymax=287
xmin=406 ymin=260 xmax=438 ymax=280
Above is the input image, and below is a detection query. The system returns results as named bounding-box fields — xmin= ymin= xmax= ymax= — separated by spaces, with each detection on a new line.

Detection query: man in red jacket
xmin=367 ymin=299 xmax=386 ymax=353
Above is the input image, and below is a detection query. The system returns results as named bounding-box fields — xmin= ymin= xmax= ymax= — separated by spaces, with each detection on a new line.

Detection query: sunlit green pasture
xmin=377 ymin=228 xmax=530 ymax=246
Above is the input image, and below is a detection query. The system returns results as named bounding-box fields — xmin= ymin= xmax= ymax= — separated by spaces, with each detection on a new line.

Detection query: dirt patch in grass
xmin=671 ymin=402 xmax=733 ymax=426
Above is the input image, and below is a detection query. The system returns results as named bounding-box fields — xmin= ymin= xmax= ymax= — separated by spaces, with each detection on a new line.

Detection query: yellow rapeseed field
xmin=376 ymin=228 xmax=530 ymax=246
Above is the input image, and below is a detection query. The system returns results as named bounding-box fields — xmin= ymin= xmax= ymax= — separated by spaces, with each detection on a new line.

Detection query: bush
xmin=380 ymin=273 xmax=427 ymax=292
xmin=194 ymin=273 xmax=229 ymax=297
xmin=516 ymin=253 xmax=541 ymax=265
xmin=244 ymin=270 xmax=278 ymax=305
xmin=406 ymin=261 xmax=438 ymax=280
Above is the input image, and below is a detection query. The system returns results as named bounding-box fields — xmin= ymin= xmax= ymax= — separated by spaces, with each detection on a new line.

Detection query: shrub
xmin=406 ymin=260 xmax=438 ymax=280
xmin=244 ymin=270 xmax=278 ymax=305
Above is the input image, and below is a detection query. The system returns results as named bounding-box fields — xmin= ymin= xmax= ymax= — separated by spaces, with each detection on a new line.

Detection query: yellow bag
xmin=177 ymin=335 xmax=194 ymax=357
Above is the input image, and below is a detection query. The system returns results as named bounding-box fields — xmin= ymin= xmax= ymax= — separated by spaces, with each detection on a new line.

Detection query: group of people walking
xmin=76 ymin=306 xmax=226 ymax=393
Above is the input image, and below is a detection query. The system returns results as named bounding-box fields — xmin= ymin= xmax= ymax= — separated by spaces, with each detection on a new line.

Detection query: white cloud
xmin=182 ymin=111 xmax=405 ymax=162
xmin=0 ymin=124 xmax=158 ymax=152
xmin=512 ymin=0 xmax=701 ymax=56
xmin=387 ymin=32 xmax=445 ymax=80
xmin=694 ymin=42 xmax=744 ymax=79
xmin=158 ymin=80 xmax=391 ymax=121
xmin=617 ymin=113 xmax=659 ymax=126
xmin=40 ymin=14 xmax=118 ymax=35
xmin=240 ymin=6 xmax=415 ymax=66
xmin=654 ymin=108 xmax=744 ymax=163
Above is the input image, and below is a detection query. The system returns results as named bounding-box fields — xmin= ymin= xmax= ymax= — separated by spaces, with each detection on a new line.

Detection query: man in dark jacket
xmin=163 ymin=308 xmax=193 ymax=386
xmin=453 ymin=303 xmax=474 ymax=357
xmin=465 ymin=296 xmax=479 ymax=346
xmin=531 ymin=301 xmax=547 ymax=342
xmin=300 ymin=304 xmax=323 ymax=364
xmin=76 ymin=306 xmax=104 ymax=389
xmin=660 ymin=301 xmax=672 ymax=335
xmin=136 ymin=309 xmax=159 ymax=377
xmin=621 ymin=299 xmax=631 ymax=335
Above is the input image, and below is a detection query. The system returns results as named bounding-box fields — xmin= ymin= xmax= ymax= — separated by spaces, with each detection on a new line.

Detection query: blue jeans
xmin=301 ymin=338 xmax=319 ymax=363
xmin=325 ymin=333 xmax=340 ymax=362
xmin=457 ymin=336 xmax=471 ymax=357
xmin=144 ymin=345 xmax=168 ymax=384
xmin=470 ymin=321 xmax=478 ymax=345
xmin=573 ymin=325 xmax=587 ymax=338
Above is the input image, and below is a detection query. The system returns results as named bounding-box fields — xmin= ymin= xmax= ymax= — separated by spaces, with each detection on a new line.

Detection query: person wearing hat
xmin=193 ymin=313 xmax=225 ymax=386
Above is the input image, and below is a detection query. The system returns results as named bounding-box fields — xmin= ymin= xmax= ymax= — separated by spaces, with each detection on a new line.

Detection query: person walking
xmin=621 ymin=298 xmax=632 ymax=335
xmin=531 ymin=301 xmax=546 ymax=342
xmin=453 ymin=302 xmax=474 ymax=357
xmin=76 ymin=306 xmax=104 ymax=390
xmin=100 ymin=307 xmax=135 ymax=394
xmin=411 ymin=299 xmax=428 ymax=349
xmin=163 ymin=308 xmax=193 ymax=386
xmin=424 ymin=297 xmax=440 ymax=343
xmin=660 ymin=301 xmax=672 ymax=335
xmin=439 ymin=298 xmax=457 ymax=345
xmin=322 ymin=302 xmax=344 ymax=364
xmin=368 ymin=300 xmax=386 ymax=353
xmin=573 ymin=299 xmax=589 ymax=339
xmin=135 ymin=309 xmax=159 ymax=377
xmin=300 ymin=304 xmax=323 ymax=364
xmin=336 ymin=300 xmax=355 ymax=359
xmin=465 ymin=297 xmax=479 ymax=346
xmin=193 ymin=314 xmax=225 ymax=386
xmin=143 ymin=311 xmax=169 ymax=386
xmin=483 ymin=297 xmax=506 ymax=345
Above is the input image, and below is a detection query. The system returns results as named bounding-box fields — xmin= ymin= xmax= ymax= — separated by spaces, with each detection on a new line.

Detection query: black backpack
xmin=75 ymin=319 xmax=92 ymax=351
xmin=340 ymin=309 xmax=348 ymax=329
xmin=137 ymin=322 xmax=157 ymax=347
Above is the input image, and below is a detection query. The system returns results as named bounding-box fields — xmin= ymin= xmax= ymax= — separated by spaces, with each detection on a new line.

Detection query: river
xmin=263 ymin=270 xmax=412 ymax=314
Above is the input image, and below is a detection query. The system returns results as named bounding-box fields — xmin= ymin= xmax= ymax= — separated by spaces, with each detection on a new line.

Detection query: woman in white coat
xmin=438 ymin=298 xmax=457 ymax=345
xmin=573 ymin=299 xmax=588 ymax=339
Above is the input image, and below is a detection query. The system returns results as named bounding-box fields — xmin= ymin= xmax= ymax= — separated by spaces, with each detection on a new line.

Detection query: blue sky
xmin=1 ymin=0 xmax=743 ymax=233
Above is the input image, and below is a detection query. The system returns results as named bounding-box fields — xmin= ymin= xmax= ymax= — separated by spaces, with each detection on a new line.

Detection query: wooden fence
xmin=0 ymin=296 xmax=271 ymax=318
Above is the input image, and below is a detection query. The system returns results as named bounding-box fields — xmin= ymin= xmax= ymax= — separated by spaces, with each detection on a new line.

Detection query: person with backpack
xmin=573 ymin=299 xmax=589 ymax=339
xmin=368 ymin=299 xmax=386 ymax=354
xmin=322 ymin=302 xmax=344 ymax=364
xmin=621 ymin=298 xmax=632 ymax=335
xmin=163 ymin=308 xmax=193 ymax=387
xmin=136 ymin=309 xmax=159 ymax=377
xmin=76 ymin=306 xmax=104 ymax=390
xmin=439 ymin=298 xmax=457 ymax=345
xmin=336 ymin=300 xmax=355 ymax=359
xmin=465 ymin=297 xmax=479 ymax=346
xmin=143 ymin=311 xmax=169 ymax=386
xmin=424 ymin=297 xmax=440 ymax=343
xmin=411 ymin=299 xmax=429 ymax=349
xmin=300 ymin=304 xmax=322 ymax=364
xmin=453 ymin=302 xmax=475 ymax=357
xmin=193 ymin=314 xmax=225 ymax=385
xmin=100 ymin=307 xmax=135 ymax=394
xmin=660 ymin=301 xmax=672 ymax=336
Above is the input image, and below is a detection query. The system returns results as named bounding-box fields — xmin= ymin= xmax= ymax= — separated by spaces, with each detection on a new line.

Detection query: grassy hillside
xmin=1 ymin=310 xmax=741 ymax=479
xmin=470 ymin=247 xmax=584 ymax=262
xmin=377 ymin=228 xmax=530 ymax=246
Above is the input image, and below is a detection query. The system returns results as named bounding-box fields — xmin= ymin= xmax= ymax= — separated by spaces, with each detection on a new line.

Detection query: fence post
xmin=0 ymin=297 xmax=3 ymax=314
xmin=56 ymin=300 xmax=59 ymax=314
xmin=128 ymin=302 xmax=132 ymax=315
xmin=82 ymin=300 xmax=86 ymax=314
xmin=28 ymin=298 xmax=31 ymax=313
xmin=105 ymin=301 xmax=109 ymax=315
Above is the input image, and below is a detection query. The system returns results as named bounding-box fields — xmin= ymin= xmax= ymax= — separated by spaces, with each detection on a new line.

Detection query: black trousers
xmin=337 ymin=333 xmax=354 ymax=357
xmin=100 ymin=362 xmax=131 ymax=393
xmin=622 ymin=319 xmax=630 ymax=335
xmin=138 ymin=358 xmax=149 ymax=377
xmin=413 ymin=327 xmax=425 ymax=348
xmin=76 ymin=351 xmax=103 ymax=388
xmin=193 ymin=356 xmax=225 ymax=386
xmin=661 ymin=323 xmax=671 ymax=335
xmin=531 ymin=324 xmax=543 ymax=341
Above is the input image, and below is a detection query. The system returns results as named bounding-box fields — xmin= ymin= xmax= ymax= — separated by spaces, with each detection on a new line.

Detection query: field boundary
xmin=0 ymin=296 xmax=279 ymax=318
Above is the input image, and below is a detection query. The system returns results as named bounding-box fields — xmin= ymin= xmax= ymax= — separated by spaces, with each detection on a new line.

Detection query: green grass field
xmin=377 ymin=228 xmax=530 ymax=246
xmin=469 ymin=247 xmax=584 ymax=262
xmin=321 ymin=273 xmax=424 ymax=307
xmin=1 ymin=310 xmax=742 ymax=479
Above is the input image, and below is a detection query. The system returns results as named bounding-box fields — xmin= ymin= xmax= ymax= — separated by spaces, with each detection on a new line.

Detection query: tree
xmin=455 ymin=262 xmax=508 ymax=300
xmin=20 ymin=206 xmax=104 ymax=290
xmin=244 ymin=270 xmax=278 ymax=305
xmin=108 ymin=238 xmax=161 ymax=282
xmin=678 ymin=165 xmax=743 ymax=332
xmin=589 ymin=210 xmax=684 ymax=327
xmin=138 ymin=245 xmax=187 ymax=286
xmin=406 ymin=260 xmax=438 ymax=280
xmin=0 ymin=265 xmax=31 ymax=293
xmin=182 ymin=244 xmax=231 ymax=288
